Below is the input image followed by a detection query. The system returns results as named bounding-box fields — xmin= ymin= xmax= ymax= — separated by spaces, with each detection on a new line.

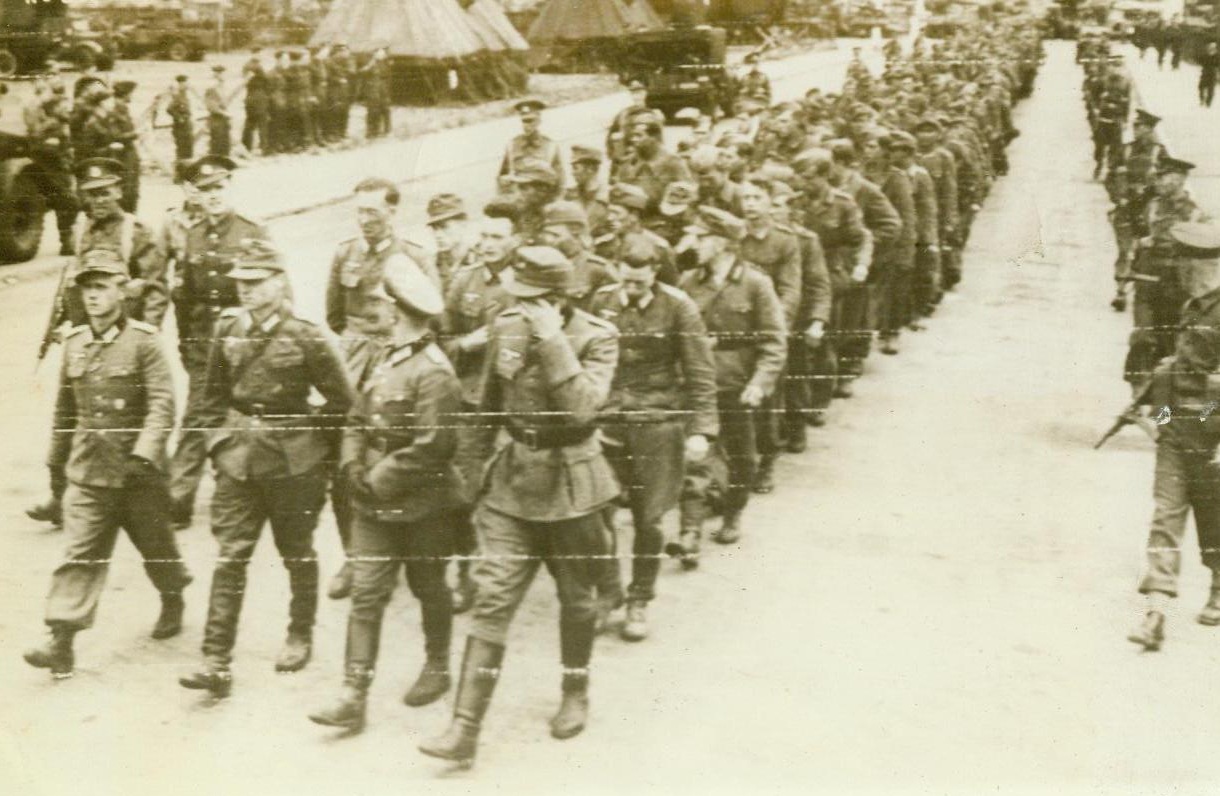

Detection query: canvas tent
xmin=526 ymin=0 xmax=664 ymax=70
xmin=463 ymin=0 xmax=530 ymax=94
xmin=311 ymin=0 xmax=527 ymax=104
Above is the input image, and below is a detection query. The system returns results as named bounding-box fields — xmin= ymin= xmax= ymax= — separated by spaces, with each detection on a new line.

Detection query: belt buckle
xmin=250 ymin=402 xmax=267 ymax=417
xmin=522 ymin=427 xmax=539 ymax=450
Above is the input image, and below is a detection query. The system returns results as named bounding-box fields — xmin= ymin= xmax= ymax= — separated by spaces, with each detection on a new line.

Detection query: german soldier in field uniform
xmin=1128 ymin=222 xmax=1220 ymax=651
xmin=168 ymin=156 xmax=271 ymax=530
xmin=588 ymin=235 xmax=718 ymax=640
xmin=420 ymin=246 xmax=620 ymax=766
xmin=538 ymin=200 xmax=619 ymax=311
xmin=310 ymin=256 xmax=461 ymax=732
xmin=179 ymin=240 xmax=353 ymax=698
xmin=24 ymin=250 xmax=191 ymax=679
xmin=323 ymin=177 xmax=439 ymax=599
xmin=677 ymin=207 xmax=786 ymax=547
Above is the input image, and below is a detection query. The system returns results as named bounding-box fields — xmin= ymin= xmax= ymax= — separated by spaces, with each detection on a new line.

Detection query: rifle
xmin=38 ymin=259 xmax=72 ymax=362
xmin=1094 ymin=378 xmax=1160 ymax=449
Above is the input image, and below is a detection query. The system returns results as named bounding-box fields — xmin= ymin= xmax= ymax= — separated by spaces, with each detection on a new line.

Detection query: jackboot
xmin=25 ymin=496 xmax=63 ymax=528
xmin=1200 ymin=589 xmax=1220 ymax=626
xmin=712 ymin=511 xmax=742 ymax=545
xmin=23 ymin=626 xmax=75 ymax=678
xmin=752 ymin=455 xmax=776 ymax=494
xmin=667 ymin=501 xmax=705 ymax=570
xmin=1127 ymin=611 xmax=1165 ymax=651
xmin=403 ymin=600 xmax=452 ymax=707
xmin=276 ymin=631 xmax=313 ymax=672
xmin=419 ymin=636 xmax=505 ymax=765
xmin=309 ymin=668 xmax=371 ymax=732
xmin=169 ymin=496 xmax=193 ymax=532
xmin=451 ymin=559 xmax=477 ymax=615
xmin=179 ymin=662 xmax=233 ymax=697
xmin=151 ymin=593 xmax=185 ymax=640
xmin=620 ymin=600 xmax=648 ymax=642
xmin=326 ymin=562 xmax=353 ymax=600
xmin=551 ymin=617 xmax=594 ymax=740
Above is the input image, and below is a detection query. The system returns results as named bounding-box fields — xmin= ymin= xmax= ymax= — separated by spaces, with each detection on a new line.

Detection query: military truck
xmin=0 ymin=0 xmax=68 ymax=78
xmin=0 ymin=131 xmax=47 ymax=263
xmin=621 ymin=26 xmax=734 ymax=118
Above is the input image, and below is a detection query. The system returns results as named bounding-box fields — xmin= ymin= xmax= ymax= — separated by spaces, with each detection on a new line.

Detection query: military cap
xmin=227 ymin=239 xmax=285 ymax=281
xmin=513 ymin=97 xmax=547 ymax=114
xmin=608 ymin=182 xmax=650 ymax=212
xmin=685 ymin=206 xmax=746 ymax=242
xmin=426 ymin=193 xmax=467 ymax=226
xmin=175 ymin=74 xmax=188 ymax=83
xmin=75 ymin=248 xmax=129 ymax=284
xmin=913 ymin=117 xmax=942 ymax=133
xmin=850 ymin=103 xmax=873 ymax=121
xmin=1158 ymin=156 xmax=1195 ymax=175
xmin=211 ymin=64 xmax=226 ymax=74
xmin=507 ymin=160 xmax=559 ymax=187
xmin=1134 ymin=109 xmax=1161 ymax=127
xmin=503 ymin=246 xmax=573 ymax=297
xmin=659 ymin=181 xmax=698 ymax=216
xmin=381 ymin=252 xmax=443 ymax=317
xmin=185 ymin=154 xmax=238 ymax=188
xmin=570 ymin=144 xmax=604 ymax=165
xmin=885 ymin=130 xmax=917 ymax=151
xmin=628 ymin=107 xmax=666 ymax=129
xmin=543 ymin=200 xmax=589 ymax=229
xmin=74 ymin=75 xmax=105 ymax=97
xmin=113 ymin=80 xmax=137 ymax=99
xmin=76 ymin=158 xmax=124 ymax=190
xmin=1171 ymin=221 xmax=1220 ymax=257
xmin=619 ymin=233 xmax=663 ymax=269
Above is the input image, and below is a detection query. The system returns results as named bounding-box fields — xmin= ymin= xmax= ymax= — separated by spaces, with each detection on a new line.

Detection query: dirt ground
xmin=1 ymin=40 xmax=1218 ymax=796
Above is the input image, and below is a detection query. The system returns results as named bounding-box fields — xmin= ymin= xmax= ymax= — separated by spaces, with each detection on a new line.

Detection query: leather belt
xmin=507 ymin=424 xmax=594 ymax=450
xmin=232 ymin=401 xmax=306 ymax=418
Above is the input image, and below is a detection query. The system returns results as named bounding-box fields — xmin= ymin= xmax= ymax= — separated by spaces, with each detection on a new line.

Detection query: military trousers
xmin=28 ymin=158 xmax=77 ymax=245
xmin=716 ymin=390 xmax=757 ymax=517
xmin=874 ymin=265 xmax=913 ymax=341
xmin=46 ymin=479 xmax=191 ymax=631
xmin=602 ymin=419 xmax=686 ymax=603
xmin=208 ymin=115 xmax=231 ymax=157
xmin=912 ymin=244 xmax=942 ymax=314
xmin=1139 ymin=427 xmax=1220 ymax=597
xmin=169 ymin=357 xmax=211 ymax=512
xmin=468 ymin=504 xmax=606 ymax=646
xmin=1125 ymin=276 xmax=1184 ymax=384
xmin=345 ymin=508 xmax=454 ymax=675
xmin=241 ymin=106 xmax=270 ymax=154
xmin=783 ymin=337 xmax=813 ymax=441
xmin=172 ymin=124 xmax=194 ymax=163
xmin=834 ymin=282 xmax=874 ymax=378
xmin=201 ymin=469 xmax=326 ymax=667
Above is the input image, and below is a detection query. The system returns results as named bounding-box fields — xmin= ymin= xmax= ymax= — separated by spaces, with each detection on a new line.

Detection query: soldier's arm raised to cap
xmin=674 ymin=293 xmax=720 ymax=439
xmin=368 ymin=366 xmax=461 ymax=496
xmin=47 ymin=342 xmax=78 ymax=471
xmin=132 ymin=332 xmax=176 ymax=463
xmin=534 ymin=319 xmax=619 ymax=426
xmin=747 ymin=274 xmax=788 ymax=397
xmin=324 ymin=246 xmax=346 ymax=335
xmin=132 ymin=225 xmax=169 ymax=328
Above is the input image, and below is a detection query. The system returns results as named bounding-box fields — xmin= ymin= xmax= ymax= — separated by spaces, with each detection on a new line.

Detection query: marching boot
xmin=25 ymin=496 xmax=63 ymax=528
xmin=451 ymin=559 xmax=477 ymax=615
xmin=403 ymin=601 xmax=452 ymax=707
xmin=276 ymin=631 xmax=313 ymax=672
xmin=806 ymin=409 xmax=827 ymax=428
xmin=551 ymin=617 xmax=595 ymax=740
xmin=419 ymin=636 xmax=505 ymax=765
xmin=23 ymin=626 xmax=75 ymax=678
xmin=620 ymin=600 xmax=648 ymax=642
xmin=309 ymin=668 xmax=371 ymax=732
xmin=1127 ymin=611 xmax=1166 ymax=651
xmin=169 ymin=496 xmax=193 ymax=532
xmin=667 ymin=502 xmax=705 ymax=571
xmin=326 ymin=562 xmax=353 ymax=600
xmin=179 ymin=663 xmax=233 ymax=697
xmin=1199 ymin=575 xmax=1220 ymax=626
xmin=712 ymin=511 xmax=742 ymax=545
xmin=752 ymin=455 xmax=776 ymax=494
xmin=1110 ymin=291 xmax=1128 ymax=312
xmin=151 ymin=592 xmax=185 ymax=640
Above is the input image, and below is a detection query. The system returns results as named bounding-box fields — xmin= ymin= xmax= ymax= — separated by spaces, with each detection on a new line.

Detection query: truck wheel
xmin=0 ymin=49 xmax=17 ymax=78
xmin=69 ymin=44 xmax=97 ymax=72
xmin=165 ymin=39 xmax=190 ymax=62
xmin=0 ymin=170 xmax=47 ymax=264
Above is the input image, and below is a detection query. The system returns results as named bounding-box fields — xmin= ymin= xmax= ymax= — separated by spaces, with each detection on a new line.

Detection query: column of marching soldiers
xmin=20 ymin=43 xmax=393 ymax=255
xmin=20 ymin=14 xmax=1042 ymax=768
xmin=1081 ymin=37 xmax=1220 ymax=653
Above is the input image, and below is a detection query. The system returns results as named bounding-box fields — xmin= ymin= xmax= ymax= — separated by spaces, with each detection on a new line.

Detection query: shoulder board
xmin=64 ymin=324 xmax=90 ymax=339
xmin=127 ymin=319 xmax=158 ymax=334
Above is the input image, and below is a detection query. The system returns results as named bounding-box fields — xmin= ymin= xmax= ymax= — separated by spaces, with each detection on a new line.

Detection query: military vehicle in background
xmin=0 ymin=0 xmax=69 ymax=77
xmin=0 ymin=130 xmax=48 ymax=264
xmin=623 ymin=26 xmax=734 ymax=117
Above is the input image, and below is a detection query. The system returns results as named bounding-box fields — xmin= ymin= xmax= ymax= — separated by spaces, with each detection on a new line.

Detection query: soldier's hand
xmin=740 ymin=384 xmax=765 ymax=408
xmin=684 ymin=434 xmax=710 ymax=463
xmin=851 ymin=264 xmax=869 ymax=283
xmin=518 ymin=297 xmax=564 ymax=339
xmin=343 ymin=462 xmax=374 ymax=499
xmin=459 ymin=326 xmax=490 ymax=352
xmin=123 ymin=456 xmax=162 ymax=484
xmin=804 ymin=320 xmax=825 ymax=345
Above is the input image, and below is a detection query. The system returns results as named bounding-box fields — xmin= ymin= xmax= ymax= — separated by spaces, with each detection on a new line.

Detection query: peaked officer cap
xmin=77 ymin=158 xmax=124 ymax=190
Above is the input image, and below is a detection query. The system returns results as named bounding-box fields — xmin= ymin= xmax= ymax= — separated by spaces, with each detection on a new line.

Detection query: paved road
xmin=4 ymin=41 xmax=1217 ymax=795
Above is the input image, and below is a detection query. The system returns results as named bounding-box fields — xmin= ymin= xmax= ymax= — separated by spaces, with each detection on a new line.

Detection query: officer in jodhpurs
xmin=419 ymin=246 xmax=620 ymax=766
xmin=1128 ymin=221 xmax=1220 ymax=652
xmin=168 ymin=155 xmax=271 ymax=530
xmin=309 ymin=259 xmax=462 ymax=733
xmin=179 ymin=240 xmax=353 ymax=697
xmin=587 ymin=235 xmax=719 ymax=641
xmin=24 ymin=249 xmax=191 ymax=679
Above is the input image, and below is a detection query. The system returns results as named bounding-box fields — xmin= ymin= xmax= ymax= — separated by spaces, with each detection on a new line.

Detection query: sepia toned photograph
xmin=1 ymin=0 xmax=1218 ymax=793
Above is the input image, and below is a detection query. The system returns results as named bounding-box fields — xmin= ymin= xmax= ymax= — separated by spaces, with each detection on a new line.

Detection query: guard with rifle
xmin=1107 ymin=109 xmax=1164 ymax=312
xmin=1118 ymin=222 xmax=1220 ymax=651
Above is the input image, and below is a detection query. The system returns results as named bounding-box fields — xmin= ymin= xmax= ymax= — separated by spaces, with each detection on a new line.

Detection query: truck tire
xmin=0 ymin=49 xmax=16 ymax=78
xmin=69 ymin=43 xmax=98 ymax=72
xmin=0 ymin=170 xmax=47 ymax=264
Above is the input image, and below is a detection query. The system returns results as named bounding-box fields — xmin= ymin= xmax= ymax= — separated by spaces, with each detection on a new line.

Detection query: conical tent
xmin=312 ymin=0 xmax=526 ymax=104
xmin=527 ymin=0 xmax=663 ymax=44
xmin=620 ymin=0 xmax=665 ymax=30
xmin=461 ymin=0 xmax=530 ymax=95
xmin=470 ymin=0 xmax=531 ymax=52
